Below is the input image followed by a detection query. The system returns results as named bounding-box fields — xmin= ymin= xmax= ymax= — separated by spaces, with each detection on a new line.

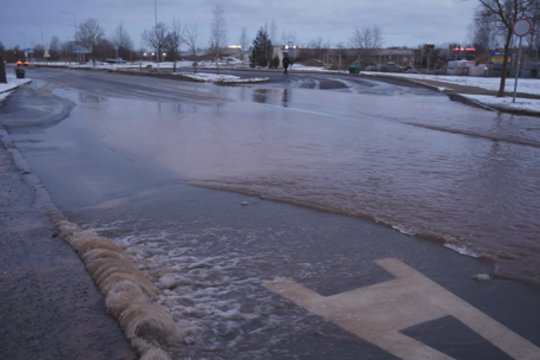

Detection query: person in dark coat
xmin=282 ymin=54 xmax=290 ymax=74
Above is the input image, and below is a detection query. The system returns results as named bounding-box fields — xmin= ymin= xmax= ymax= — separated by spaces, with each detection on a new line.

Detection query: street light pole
xmin=62 ymin=11 xmax=78 ymax=32
xmin=62 ymin=11 xmax=78 ymax=63
xmin=32 ymin=25 xmax=44 ymax=47
xmin=33 ymin=25 xmax=45 ymax=61
xmin=154 ymin=0 xmax=160 ymax=68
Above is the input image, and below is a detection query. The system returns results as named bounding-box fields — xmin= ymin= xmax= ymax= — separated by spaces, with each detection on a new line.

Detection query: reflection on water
xmin=102 ymin=87 xmax=540 ymax=284
xmin=252 ymin=88 xmax=291 ymax=108
xmin=282 ymin=89 xmax=289 ymax=107
xmin=22 ymin=83 xmax=540 ymax=285
xmin=79 ymin=93 xmax=106 ymax=104
xmin=253 ymin=89 xmax=269 ymax=104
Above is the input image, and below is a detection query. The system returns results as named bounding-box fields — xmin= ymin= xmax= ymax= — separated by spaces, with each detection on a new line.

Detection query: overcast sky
xmin=1 ymin=0 xmax=479 ymax=50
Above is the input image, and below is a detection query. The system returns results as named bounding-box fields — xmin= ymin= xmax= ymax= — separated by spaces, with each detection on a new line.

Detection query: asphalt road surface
xmin=1 ymin=67 xmax=540 ymax=360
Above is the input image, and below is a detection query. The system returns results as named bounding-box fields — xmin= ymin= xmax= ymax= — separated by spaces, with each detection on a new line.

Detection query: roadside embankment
xmin=362 ymin=73 xmax=540 ymax=117
xmin=0 ymin=82 xmax=182 ymax=359
xmin=0 ymin=126 xmax=137 ymax=359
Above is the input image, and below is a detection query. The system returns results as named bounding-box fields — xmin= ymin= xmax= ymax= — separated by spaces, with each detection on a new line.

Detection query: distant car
xmin=105 ymin=58 xmax=127 ymax=64
xmin=16 ymin=60 xmax=29 ymax=67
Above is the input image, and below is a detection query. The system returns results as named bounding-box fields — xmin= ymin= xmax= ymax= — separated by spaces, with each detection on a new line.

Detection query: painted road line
xmin=266 ymin=258 xmax=540 ymax=360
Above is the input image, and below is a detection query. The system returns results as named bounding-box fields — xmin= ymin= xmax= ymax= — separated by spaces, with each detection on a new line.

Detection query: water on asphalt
xmin=2 ymin=69 xmax=540 ymax=358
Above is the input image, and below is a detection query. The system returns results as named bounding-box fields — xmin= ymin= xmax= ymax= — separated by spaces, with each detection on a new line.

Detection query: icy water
xmin=4 ymin=72 xmax=540 ymax=357
xmin=37 ymin=81 xmax=539 ymax=284
xmin=8 ymin=74 xmax=540 ymax=283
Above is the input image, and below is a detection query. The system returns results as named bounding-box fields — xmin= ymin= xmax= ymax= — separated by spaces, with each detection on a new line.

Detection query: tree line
xmin=1 ymin=3 xmax=390 ymax=68
xmin=471 ymin=0 xmax=540 ymax=96
xmin=5 ymin=0 xmax=537 ymax=80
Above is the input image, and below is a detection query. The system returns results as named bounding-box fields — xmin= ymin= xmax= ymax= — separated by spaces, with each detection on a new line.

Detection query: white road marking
xmin=266 ymin=258 xmax=540 ymax=360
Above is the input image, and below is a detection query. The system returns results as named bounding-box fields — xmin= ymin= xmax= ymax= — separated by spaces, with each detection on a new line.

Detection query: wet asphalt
xmin=1 ymin=67 xmax=540 ymax=359
xmin=0 ymin=133 xmax=136 ymax=359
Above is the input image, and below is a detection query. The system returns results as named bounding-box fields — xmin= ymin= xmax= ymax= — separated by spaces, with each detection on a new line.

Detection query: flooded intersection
xmin=1 ymin=68 xmax=540 ymax=359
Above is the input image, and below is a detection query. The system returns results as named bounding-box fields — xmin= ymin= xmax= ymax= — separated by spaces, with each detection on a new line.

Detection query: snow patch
xmin=461 ymin=94 xmax=540 ymax=113
xmin=0 ymin=75 xmax=32 ymax=102
xmin=178 ymin=72 xmax=268 ymax=83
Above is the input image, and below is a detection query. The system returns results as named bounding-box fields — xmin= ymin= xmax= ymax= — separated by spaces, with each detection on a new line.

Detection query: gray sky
xmin=1 ymin=0 xmax=478 ymax=50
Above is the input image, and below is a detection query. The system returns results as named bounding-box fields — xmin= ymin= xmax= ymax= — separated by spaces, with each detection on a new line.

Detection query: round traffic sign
xmin=513 ymin=18 xmax=532 ymax=37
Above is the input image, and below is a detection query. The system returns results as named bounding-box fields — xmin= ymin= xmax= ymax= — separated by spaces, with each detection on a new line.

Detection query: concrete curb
xmin=33 ymin=65 xmax=271 ymax=85
xmin=361 ymin=74 xmax=540 ymax=117
xmin=0 ymin=84 xmax=176 ymax=358
xmin=112 ymin=68 xmax=271 ymax=85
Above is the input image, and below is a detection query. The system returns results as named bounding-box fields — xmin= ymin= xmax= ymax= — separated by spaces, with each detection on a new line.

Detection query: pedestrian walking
xmin=282 ymin=54 xmax=290 ymax=74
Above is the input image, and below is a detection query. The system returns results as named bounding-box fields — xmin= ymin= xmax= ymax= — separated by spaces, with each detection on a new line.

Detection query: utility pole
xmin=62 ymin=11 xmax=78 ymax=63
xmin=33 ymin=25 xmax=45 ymax=61
xmin=154 ymin=0 xmax=160 ymax=68
xmin=0 ymin=56 xmax=7 ymax=84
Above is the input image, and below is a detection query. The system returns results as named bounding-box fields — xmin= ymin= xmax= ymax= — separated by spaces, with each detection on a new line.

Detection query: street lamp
xmin=62 ymin=11 xmax=78 ymax=63
xmin=16 ymin=31 xmax=26 ymax=50
xmin=32 ymin=25 xmax=45 ymax=61
xmin=61 ymin=11 xmax=78 ymax=32
xmin=154 ymin=0 xmax=160 ymax=68
xmin=32 ymin=25 xmax=44 ymax=47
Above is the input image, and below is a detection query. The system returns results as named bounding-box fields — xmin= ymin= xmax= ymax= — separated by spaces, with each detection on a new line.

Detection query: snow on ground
xmin=288 ymin=64 xmax=345 ymax=73
xmin=32 ymin=60 xmax=267 ymax=83
xmin=178 ymin=72 xmax=268 ymax=83
xmin=13 ymin=60 xmax=540 ymax=114
xmin=32 ymin=58 xmax=248 ymax=71
xmin=361 ymin=71 xmax=540 ymax=115
xmin=0 ymin=75 xmax=32 ymax=103
xmin=362 ymin=71 xmax=540 ymax=97
xmin=462 ymin=94 xmax=540 ymax=113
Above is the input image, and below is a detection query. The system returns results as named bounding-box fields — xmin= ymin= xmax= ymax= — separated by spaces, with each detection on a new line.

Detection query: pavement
xmin=0 ymin=83 xmax=137 ymax=359
xmin=364 ymin=73 xmax=540 ymax=116
xmin=1 ymin=74 xmax=539 ymax=359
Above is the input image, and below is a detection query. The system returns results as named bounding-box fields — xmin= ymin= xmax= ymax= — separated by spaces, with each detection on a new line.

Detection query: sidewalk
xmin=363 ymin=73 xmax=540 ymax=117
xmin=0 ymin=84 xmax=136 ymax=359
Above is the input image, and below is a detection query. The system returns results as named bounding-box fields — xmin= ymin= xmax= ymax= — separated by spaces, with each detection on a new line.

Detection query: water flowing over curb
xmin=51 ymin=215 xmax=184 ymax=360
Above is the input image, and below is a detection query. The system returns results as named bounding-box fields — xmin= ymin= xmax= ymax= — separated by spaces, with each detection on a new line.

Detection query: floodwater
xmin=6 ymin=72 xmax=540 ymax=282
xmin=3 ymin=70 xmax=540 ymax=357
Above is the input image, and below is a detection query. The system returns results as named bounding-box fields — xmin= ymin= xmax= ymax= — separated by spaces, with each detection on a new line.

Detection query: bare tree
xmin=281 ymin=32 xmax=297 ymax=45
xmin=75 ymin=18 xmax=105 ymax=66
xmin=240 ymin=27 xmax=248 ymax=60
xmin=525 ymin=1 xmax=540 ymax=52
xmin=478 ymin=0 xmax=531 ymax=97
xmin=471 ymin=6 xmax=501 ymax=52
xmin=143 ymin=22 xmax=168 ymax=65
xmin=165 ymin=19 xmax=183 ymax=72
xmin=111 ymin=22 xmax=133 ymax=61
xmin=184 ymin=23 xmax=200 ymax=58
xmin=270 ymin=20 xmax=278 ymax=44
xmin=306 ymin=37 xmax=330 ymax=64
xmin=49 ymin=36 xmax=61 ymax=60
xmin=209 ymin=4 xmax=227 ymax=61
xmin=350 ymin=25 xmax=383 ymax=49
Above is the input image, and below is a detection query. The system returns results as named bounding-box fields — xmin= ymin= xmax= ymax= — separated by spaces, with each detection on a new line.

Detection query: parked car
xmin=16 ymin=60 xmax=29 ymax=67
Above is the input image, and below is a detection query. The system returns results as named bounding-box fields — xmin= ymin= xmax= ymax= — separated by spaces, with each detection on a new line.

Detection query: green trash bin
xmin=15 ymin=68 xmax=25 ymax=79
xmin=348 ymin=64 xmax=360 ymax=74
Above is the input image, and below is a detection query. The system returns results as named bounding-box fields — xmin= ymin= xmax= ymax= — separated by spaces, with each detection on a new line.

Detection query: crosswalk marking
xmin=266 ymin=258 xmax=540 ymax=360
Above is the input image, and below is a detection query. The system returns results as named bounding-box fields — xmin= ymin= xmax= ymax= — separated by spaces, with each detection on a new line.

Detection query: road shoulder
xmin=0 ymin=89 xmax=137 ymax=359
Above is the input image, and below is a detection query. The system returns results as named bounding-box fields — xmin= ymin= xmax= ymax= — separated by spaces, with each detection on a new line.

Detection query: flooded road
xmin=5 ymin=68 xmax=538 ymax=280
xmin=2 ymin=68 xmax=540 ymax=357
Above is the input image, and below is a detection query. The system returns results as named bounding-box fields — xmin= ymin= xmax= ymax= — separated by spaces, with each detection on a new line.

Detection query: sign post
xmin=512 ymin=18 xmax=532 ymax=103
xmin=0 ymin=57 xmax=6 ymax=84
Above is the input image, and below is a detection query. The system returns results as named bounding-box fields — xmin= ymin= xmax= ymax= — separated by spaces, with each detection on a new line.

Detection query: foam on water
xmin=443 ymin=243 xmax=481 ymax=258
xmin=85 ymin=221 xmax=322 ymax=359
xmin=52 ymin=215 xmax=185 ymax=359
